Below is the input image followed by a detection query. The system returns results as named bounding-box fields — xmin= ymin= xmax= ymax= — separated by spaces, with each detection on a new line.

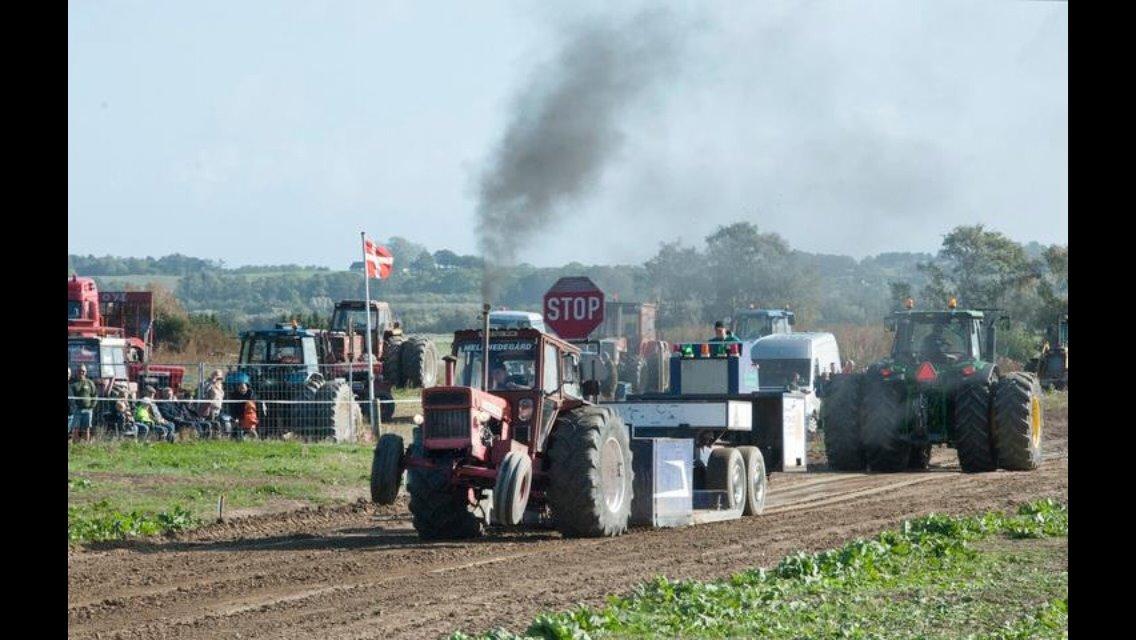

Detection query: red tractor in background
xmin=67 ymin=275 xmax=185 ymax=391
xmin=592 ymin=301 xmax=670 ymax=395
xmin=328 ymin=300 xmax=439 ymax=390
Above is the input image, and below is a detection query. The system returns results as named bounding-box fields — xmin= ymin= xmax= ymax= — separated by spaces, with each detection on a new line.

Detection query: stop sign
xmin=543 ymin=277 xmax=605 ymax=340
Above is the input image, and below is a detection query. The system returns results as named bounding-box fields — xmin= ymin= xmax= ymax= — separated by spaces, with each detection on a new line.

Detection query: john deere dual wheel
xmin=860 ymin=378 xmax=910 ymax=473
xmin=547 ymin=406 xmax=633 ymax=538
xmin=954 ymin=381 xmax=996 ymax=473
xmin=821 ymin=375 xmax=867 ymax=471
xmin=992 ymin=372 xmax=1044 ymax=470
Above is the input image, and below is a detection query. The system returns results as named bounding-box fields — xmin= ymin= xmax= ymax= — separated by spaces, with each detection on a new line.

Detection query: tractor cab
xmin=889 ymin=311 xmax=985 ymax=366
xmin=233 ymin=325 xmax=322 ymax=393
xmin=732 ymin=308 xmax=794 ymax=341
xmin=420 ymin=328 xmax=583 ymax=460
xmin=68 ymin=335 xmax=131 ymax=397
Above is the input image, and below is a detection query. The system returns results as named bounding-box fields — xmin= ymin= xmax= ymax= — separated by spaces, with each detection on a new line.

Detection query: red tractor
xmin=370 ymin=319 xmax=634 ymax=539
xmin=67 ymin=275 xmax=185 ymax=391
xmin=328 ymin=300 xmax=439 ymax=390
xmin=594 ymin=301 xmax=670 ymax=394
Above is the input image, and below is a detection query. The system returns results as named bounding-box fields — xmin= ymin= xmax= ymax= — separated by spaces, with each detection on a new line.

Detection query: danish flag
xmin=364 ymin=239 xmax=393 ymax=279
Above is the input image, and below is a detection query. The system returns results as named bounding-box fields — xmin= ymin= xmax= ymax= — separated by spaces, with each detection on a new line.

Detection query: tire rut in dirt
xmin=860 ymin=378 xmax=910 ymax=472
xmin=820 ymin=374 xmax=866 ymax=471
xmin=992 ymin=372 xmax=1043 ymax=470
xmin=955 ymin=381 xmax=996 ymax=473
xmin=407 ymin=447 xmax=484 ymax=540
xmin=546 ymin=405 xmax=633 ymax=537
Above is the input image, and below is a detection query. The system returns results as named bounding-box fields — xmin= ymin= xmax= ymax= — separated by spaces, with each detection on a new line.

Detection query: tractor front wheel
xmin=407 ymin=449 xmax=484 ymax=540
xmin=370 ymin=433 xmax=404 ymax=505
xmin=547 ymin=406 xmax=633 ymax=537
xmin=992 ymin=373 xmax=1044 ymax=471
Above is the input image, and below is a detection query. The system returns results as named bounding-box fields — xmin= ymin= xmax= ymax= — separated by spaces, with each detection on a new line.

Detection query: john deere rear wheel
xmin=821 ymin=374 xmax=867 ymax=471
xmin=860 ymin=378 xmax=910 ymax=473
xmin=992 ymin=372 xmax=1043 ymax=471
xmin=954 ymin=381 xmax=996 ymax=473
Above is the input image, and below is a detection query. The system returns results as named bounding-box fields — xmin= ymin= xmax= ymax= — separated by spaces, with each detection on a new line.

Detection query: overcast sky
xmin=68 ymin=0 xmax=1067 ymax=268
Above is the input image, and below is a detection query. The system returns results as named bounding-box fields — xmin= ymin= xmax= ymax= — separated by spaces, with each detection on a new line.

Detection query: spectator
xmin=109 ymin=398 xmax=137 ymax=439
xmin=235 ymin=400 xmax=259 ymax=440
xmin=139 ymin=386 xmax=176 ymax=442
xmin=68 ymin=367 xmax=73 ymax=436
xmin=131 ymin=397 xmax=154 ymax=440
xmin=70 ymin=364 xmax=98 ymax=443
xmin=227 ymin=379 xmax=257 ymax=418
xmin=198 ymin=369 xmax=227 ymax=437
xmin=160 ymin=387 xmax=210 ymax=438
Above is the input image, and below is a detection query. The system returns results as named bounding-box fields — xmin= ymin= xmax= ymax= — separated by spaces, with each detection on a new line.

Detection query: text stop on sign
xmin=544 ymin=295 xmax=601 ymax=321
xmin=542 ymin=276 xmax=606 ymax=340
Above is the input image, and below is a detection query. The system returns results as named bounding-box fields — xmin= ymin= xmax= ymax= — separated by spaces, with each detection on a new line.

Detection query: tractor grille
xmin=425 ymin=409 xmax=470 ymax=440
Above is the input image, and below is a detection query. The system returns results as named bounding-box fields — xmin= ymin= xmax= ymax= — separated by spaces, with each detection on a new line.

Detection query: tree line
xmin=69 ymin=223 xmax=1067 ymax=362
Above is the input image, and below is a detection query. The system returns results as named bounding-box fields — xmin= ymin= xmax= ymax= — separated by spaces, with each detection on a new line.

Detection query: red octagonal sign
xmin=543 ymin=276 xmax=605 ymax=340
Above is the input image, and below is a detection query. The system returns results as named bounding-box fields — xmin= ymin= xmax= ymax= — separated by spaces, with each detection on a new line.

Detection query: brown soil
xmin=68 ymin=408 xmax=1068 ymax=640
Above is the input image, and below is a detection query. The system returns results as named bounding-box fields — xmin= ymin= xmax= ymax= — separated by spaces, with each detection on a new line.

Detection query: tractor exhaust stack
xmin=481 ymin=303 xmax=491 ymax=392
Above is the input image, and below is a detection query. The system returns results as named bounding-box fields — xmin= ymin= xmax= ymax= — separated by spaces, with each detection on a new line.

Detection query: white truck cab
xmin=749 ymin=332 xmax=842 ymax=432
xmin=488 ymin=311 xmax=551 ymax=334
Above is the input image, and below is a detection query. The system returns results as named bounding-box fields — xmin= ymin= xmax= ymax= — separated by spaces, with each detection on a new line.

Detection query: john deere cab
xmin=820 ymin=298 xmax=1043 ymax=473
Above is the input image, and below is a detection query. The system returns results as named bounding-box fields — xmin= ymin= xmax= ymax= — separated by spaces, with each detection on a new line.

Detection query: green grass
xmin=68 ymin=440 xmax=374 ymax=544
xmin=455 ymin=500 xmax=1068 ymax=640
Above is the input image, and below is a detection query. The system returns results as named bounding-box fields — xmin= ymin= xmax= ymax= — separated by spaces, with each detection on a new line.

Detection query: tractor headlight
xmin=412 ymin=413 xmax=424 ymax=425
xmin=476 ymin=410 xmax=491 ymax=424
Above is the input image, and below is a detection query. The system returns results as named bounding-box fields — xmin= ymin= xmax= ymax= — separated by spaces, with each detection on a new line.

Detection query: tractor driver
xmin=920 ymin=323 xmax=958 ymax=362
xmin=490 ymin=363 xmax=525 ymax=390
xmin=709 ymin=320 xmax=741 ymax=343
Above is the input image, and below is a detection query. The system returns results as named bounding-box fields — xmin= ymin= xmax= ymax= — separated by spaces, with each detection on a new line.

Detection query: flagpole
xmin=361 ymin=231 xmax=380 ymax=438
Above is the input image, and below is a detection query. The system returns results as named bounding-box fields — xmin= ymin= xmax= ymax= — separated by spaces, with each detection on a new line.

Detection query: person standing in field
xmin=70 ymin=364 xmax=99 ymax=443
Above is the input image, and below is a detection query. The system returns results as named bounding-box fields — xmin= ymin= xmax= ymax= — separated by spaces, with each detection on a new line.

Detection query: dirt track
xmin=68 ymin=410 xmax=1068 ymax=640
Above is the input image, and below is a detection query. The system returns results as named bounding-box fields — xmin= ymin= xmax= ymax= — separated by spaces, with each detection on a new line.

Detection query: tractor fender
xmin=974 ymin=363 xmax=998 ymax=385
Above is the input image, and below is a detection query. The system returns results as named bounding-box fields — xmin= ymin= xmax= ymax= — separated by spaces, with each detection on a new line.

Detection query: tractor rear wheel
xmin=954 ymin=381 xmax=996 ymax=473
xmin=547 ymin=406 xmax=633 ymax=537
xmin=821 ymin=374 xmax=867 ymax=471
xmin=400 ymin=336 xmax=439 ymax=388
xmin=314 ymin=380 xmax=362 ymax=442
xmin=370 ymin=433 xmax=404 ymax=505
xmin=642 ymin=347 xmax=668 ymax=393
xmin=407 ymin=447 xmax=484 ymax=540
xmin=378 ymin=388 xmax=395 ymax=423
xmin=382 ymin=335 xmax=406 ymax=387
xmin=619 ymin=354 xmax=644 ymax=394
xmin=992 ymin=373 xmax=1044 ymax=471
xmin=860 ymin=378 xmax=910 ymax=472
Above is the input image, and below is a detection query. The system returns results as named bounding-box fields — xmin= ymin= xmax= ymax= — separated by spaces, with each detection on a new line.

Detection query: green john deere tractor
xmin=821 ymin=300 xmax=1044 ymax=473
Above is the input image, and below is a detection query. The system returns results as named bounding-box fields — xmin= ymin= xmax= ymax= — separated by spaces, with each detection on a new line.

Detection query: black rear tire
xmin=821 ymin=375 xmax=867 ymax=471
xmin=547 ymin=406 xmax=633 ymax=537
xmin=954 ymin=381 xmax=996 ymax=473
xmin=370 ymin=433 xmax=404 ymax=505
xmin=314 ymin=380 xmax=362 ymax=442
xmin=382 ymin=336 xmax=406 ymax=387
xmin=860 ymin=378 xmax=910 ymax=472
xmin=407 ymin=446 xmax=483 ymax=540
xmin=992 ymin=372 xmax=1043 ymax=471
xmin=400 ymin=336 xmax=439 ymax=388
xmin=619 ymin=354 xmax=644 ymax=394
